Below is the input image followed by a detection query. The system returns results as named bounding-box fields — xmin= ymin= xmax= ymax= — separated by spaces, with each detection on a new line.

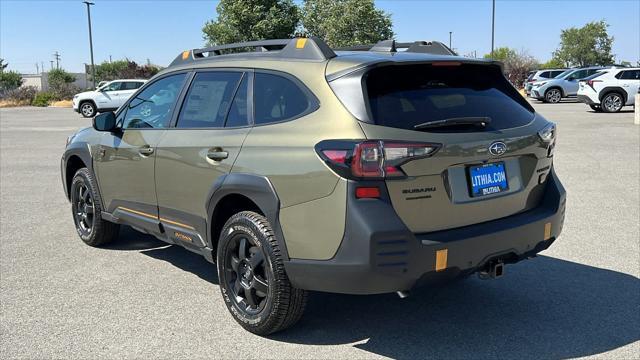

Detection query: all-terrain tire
xmin=217 ymin=211 xmax=307 ymax=335
xmin=70 ymin=168 xmax=120 ymax=246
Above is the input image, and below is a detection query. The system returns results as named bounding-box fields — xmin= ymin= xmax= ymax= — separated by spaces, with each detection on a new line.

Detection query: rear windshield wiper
xmin=414 ymin=117 xmax=491 ymax=130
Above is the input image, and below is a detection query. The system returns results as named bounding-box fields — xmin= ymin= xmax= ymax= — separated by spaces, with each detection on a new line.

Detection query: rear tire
xmin=217 ymin=211 xmax=307 ymax=335
xmin=544 ymin=88 xmax=562 ymax=103
xmin=70 ymin=168 xmax=120 ymax=246
xmin=601 ymin=92 xmax=624 ymax=113
xmin=80 ymin=101 xmax=96 ymax=118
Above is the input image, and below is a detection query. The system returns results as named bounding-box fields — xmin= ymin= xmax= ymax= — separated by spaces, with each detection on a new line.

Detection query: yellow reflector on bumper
xmin=544 ymin=222 xmax=552 ymax=240
xmin=296 ymin=38 xmax=307 ymax=49
xmin=435 ymin=249 xmax=448 ymax=272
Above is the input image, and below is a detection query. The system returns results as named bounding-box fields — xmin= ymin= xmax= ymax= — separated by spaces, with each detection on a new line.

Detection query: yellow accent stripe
xmin=118 ymin=206 xmax=158 ymax=220
xmin=160 ymin=217 xmax=195 ymax=231
xmin=544 ymin=222 xmax=552 ymax=240
xmin=296 ymin=38 xmax=307 ymax=49
xmin=117 ymin=207 xmax=195 ymax=231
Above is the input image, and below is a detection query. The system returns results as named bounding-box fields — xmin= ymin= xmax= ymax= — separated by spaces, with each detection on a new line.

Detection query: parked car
xmin=61 ymin=37 xmax=565 ymax=335
xmin=577 ymin=67 xmax=640 ymax=112
xmin=525 ymin=69 xmax=566 ymax=95
xmin=530 ymin=67 xmax=603 ymax=103
xmin=72 ymin=79 xmax=147 ymax=118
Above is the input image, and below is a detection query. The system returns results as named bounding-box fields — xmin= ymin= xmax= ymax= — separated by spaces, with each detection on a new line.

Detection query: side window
xmin=120 ymin=73 xmax=187 ymax=129
xmin=176 ymin=72 xmax=242 ymax=128
xmin=123 ymin=81 xmax=143 ymax=90
xmin=254 ymin=73 xmax=311 ymax=125
xmin=225 ymin=74 xmax=249 ymax=127
xmin=552 ymin=70 xmax=564 ymax=78
xmin=619 ymin=70 xmax=640 ymax=80
xmin=102 ymin=82 xmax=122 ymax=92
xmin=540 ymin=71 xmax=551 ymax=78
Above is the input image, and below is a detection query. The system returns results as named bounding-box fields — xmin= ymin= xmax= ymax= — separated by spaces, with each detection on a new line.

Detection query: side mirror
xmin=93 ymin=112 xmax=117 ymax=132
xmin=567 ymin=76 xmax=575 ymax=81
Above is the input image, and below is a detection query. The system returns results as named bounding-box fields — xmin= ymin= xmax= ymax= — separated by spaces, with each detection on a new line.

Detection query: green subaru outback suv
xmin=61 ymin=37 xmax=565 ymax=335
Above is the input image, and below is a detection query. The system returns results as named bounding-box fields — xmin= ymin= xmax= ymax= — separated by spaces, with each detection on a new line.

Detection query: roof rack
xmin=169 ymin=37 xmax=336 ymax=67
xmin=335 ymin=40 xmax=457 ymax=56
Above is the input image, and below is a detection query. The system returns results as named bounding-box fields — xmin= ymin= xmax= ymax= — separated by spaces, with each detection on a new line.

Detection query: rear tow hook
xmin=478 ymin=261 xmax=505 ymax=280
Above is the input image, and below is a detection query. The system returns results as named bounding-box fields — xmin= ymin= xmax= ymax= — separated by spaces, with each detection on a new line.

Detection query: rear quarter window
xmin=365 ymin=63 xmax=535 ymax=132
xmin=253 ymin=73 xmax=316 ymax=125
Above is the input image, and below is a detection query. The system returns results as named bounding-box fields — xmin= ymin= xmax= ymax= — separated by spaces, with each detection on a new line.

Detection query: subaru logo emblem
xmin=488 ymin=141 xmax=507 ymax=156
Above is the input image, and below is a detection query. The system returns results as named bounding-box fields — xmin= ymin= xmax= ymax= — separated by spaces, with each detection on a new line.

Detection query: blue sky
xmin=1 ymin=0 xmax=638 ymax=74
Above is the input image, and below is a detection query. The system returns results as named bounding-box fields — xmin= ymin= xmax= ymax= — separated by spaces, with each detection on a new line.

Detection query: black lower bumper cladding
xmin=285 ymin=169 xmax=566 ymax=295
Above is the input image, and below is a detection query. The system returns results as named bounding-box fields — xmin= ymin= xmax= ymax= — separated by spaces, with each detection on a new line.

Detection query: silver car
xmin=530 ymin=67 xmax=603 ymax=103
xmin=525 ymin=69 xmax=565 ymax=95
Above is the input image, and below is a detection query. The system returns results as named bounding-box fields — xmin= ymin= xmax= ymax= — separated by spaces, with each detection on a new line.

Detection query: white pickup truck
xmin=73 ymin=79 xmax=147 ymax=117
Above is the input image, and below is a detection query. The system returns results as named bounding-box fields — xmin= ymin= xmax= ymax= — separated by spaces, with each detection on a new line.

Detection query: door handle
xmin=138 ymin=146 xmax=154 ymax=156
xmin=207 ymin=148 xmax=228 ymax=161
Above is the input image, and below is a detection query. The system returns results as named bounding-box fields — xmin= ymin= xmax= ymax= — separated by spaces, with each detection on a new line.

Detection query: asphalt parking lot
xmin=1 ymin=101 xmax=639 ymax=359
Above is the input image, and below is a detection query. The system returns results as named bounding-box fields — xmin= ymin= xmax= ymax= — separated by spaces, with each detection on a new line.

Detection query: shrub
xmin=32 ymin=91 xmax=55 ymax=107
xmin=0 ymin=70 xmax=23 ymax=93
xmin=48 ymin=69 xmax=78 ymax=100
xmin=5 ymin=86 xmax=37 ymax=103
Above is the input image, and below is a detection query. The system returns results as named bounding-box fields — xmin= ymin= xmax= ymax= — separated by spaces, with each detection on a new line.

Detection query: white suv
xmin=577 ymin=68 xmax=640 ymax=112
xmin=72 ymin=79 xmax=147 ymax=117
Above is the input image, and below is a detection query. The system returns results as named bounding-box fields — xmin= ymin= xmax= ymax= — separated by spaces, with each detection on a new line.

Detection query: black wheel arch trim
xmin=205 ymin=173 xmax=289 ymax=261
xmin=62 ymin=142 xmax=103 ymax=206
xmin=598 ymin=87 xmax=627 ymax=103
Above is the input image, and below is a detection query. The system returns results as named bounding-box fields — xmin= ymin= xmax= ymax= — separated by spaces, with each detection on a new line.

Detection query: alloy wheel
xmin=603 ymin=94 xmax=622 ymax=112
xmin=223 ymin=234 xmax=270 ymax=314
xmin=546 ymin=89 xmax=561 ymax=103
xmin=73 ymin=183 xmax=94 ymax=236
xmin=81 ymin=103 xmax=94 ymax=117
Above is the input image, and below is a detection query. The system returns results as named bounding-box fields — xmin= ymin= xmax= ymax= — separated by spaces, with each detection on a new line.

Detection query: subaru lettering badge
xmin=488 ymin=141 xmax=507 ymax=156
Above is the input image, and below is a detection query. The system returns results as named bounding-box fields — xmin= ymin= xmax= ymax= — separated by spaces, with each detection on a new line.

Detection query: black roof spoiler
xmin=335 ymin=40 xmax=457 ymax=56
xmin=169 ymin=37 xmax=337 ymax=67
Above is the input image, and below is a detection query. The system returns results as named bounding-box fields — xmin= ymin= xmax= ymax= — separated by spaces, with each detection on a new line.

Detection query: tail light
xmin=316 ymin=140 xmax=441 ymax=180
xmin=587 ymin=79 xmax=602 ymax=90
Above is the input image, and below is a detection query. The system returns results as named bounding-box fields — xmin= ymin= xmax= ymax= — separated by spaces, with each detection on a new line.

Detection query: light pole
xmin=491 ymin=0 xmax=495 ymax=58
xmin=83 ymin=1 xmax=96 ymax=88
xmin=449 ymin=31 xmax=452 ymax=49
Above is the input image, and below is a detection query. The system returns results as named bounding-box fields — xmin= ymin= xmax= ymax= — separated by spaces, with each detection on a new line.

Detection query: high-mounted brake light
xmin=316 ymin=140 xmax=441 ymax=180
xmin=431 ymin=61 xmax=461 ymax=67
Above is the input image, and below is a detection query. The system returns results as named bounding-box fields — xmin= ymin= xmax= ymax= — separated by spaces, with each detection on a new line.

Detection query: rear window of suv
xmin=365 ymin=63 xmax=535 ymax=132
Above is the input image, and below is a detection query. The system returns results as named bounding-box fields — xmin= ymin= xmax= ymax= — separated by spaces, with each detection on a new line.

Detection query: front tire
xmin=217 ymin=211 xmax=307 ymax=335
xmin=544 ymin=88 xmax=562 ymax=103
xmin=70 ymin=168 xmax=120 ymax=246
xmin=601 ymin=92 xmax=624 ymax=113
xmin=79 ymin=101 xmax=96 ymax=118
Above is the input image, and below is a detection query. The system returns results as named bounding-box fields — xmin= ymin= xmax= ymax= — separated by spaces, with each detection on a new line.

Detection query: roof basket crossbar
xmin=335 ymin=40 xmax=457 ymax=56
xmin=169 ymin=37 xmax=336 ymax=67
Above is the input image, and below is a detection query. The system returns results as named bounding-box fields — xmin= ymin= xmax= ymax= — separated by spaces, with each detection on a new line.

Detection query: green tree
xmin=552 ymin=20 xmax=614 ymax=67
xmin=92 ymin=60 xmax=161 ymax=83
xmin=483 ymin=47 xmax=517 ymax=61
xmin=47 ymin=68 xmax=76 ymax=100
xmin=301 ymin=0 xmax=393 ymax=48
xmin=202 ymin=0 xmax=299 ymax=45
xmin=540 ymin=58 xmax=566 ymax=69
xmin=0 ymin=70 xmax=23 ymax=92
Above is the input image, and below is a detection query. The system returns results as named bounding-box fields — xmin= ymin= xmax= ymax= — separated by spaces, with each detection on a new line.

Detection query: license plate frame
xmin=467 ymin=162 xmax=509 ymax=197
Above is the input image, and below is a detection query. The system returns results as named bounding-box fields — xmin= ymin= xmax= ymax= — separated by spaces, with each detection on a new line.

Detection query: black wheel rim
xmin=223 ymin=234 xmax=270 ymax=315
xmin=72 ymin=182 xmax=94 ymax=236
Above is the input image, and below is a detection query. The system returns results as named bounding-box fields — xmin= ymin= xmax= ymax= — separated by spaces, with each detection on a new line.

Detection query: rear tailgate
xmin=332 ymin=61 xmax=555 ymax=233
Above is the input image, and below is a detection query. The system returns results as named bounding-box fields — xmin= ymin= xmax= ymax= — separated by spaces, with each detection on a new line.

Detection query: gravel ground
xmin=1 ymin=103 xmax=638 ymax=359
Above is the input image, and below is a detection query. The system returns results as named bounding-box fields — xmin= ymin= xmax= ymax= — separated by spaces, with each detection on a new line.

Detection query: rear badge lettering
xmin=403 ymin=187 xmax=436 ymax=200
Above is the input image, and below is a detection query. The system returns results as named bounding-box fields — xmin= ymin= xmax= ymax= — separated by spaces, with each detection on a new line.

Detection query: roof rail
xmin=335 ymin=40 xmax=457 ymax=56
xmin=169 ymin=37 xmax=336 ymax=67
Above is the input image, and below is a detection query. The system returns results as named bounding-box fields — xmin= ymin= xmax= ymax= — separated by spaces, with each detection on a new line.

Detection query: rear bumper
xmin=577 ymin=94 xmax=597 ymax=105
xmin=285 ymin=169 xmax=566 ymax=295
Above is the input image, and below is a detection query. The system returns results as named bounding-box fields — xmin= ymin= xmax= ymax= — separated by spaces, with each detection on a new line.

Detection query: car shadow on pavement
xmin=271 ymin=256 xmax=640 ymax=359
xmin=104 ymin=226 xmax=219 ymax=284
xmin=102 ymin=229 xmax=639 ymax=358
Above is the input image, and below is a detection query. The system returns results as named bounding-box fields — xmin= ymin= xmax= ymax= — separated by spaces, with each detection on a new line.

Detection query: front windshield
xmin=554 ymin=70 xmax=573 ymax=79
